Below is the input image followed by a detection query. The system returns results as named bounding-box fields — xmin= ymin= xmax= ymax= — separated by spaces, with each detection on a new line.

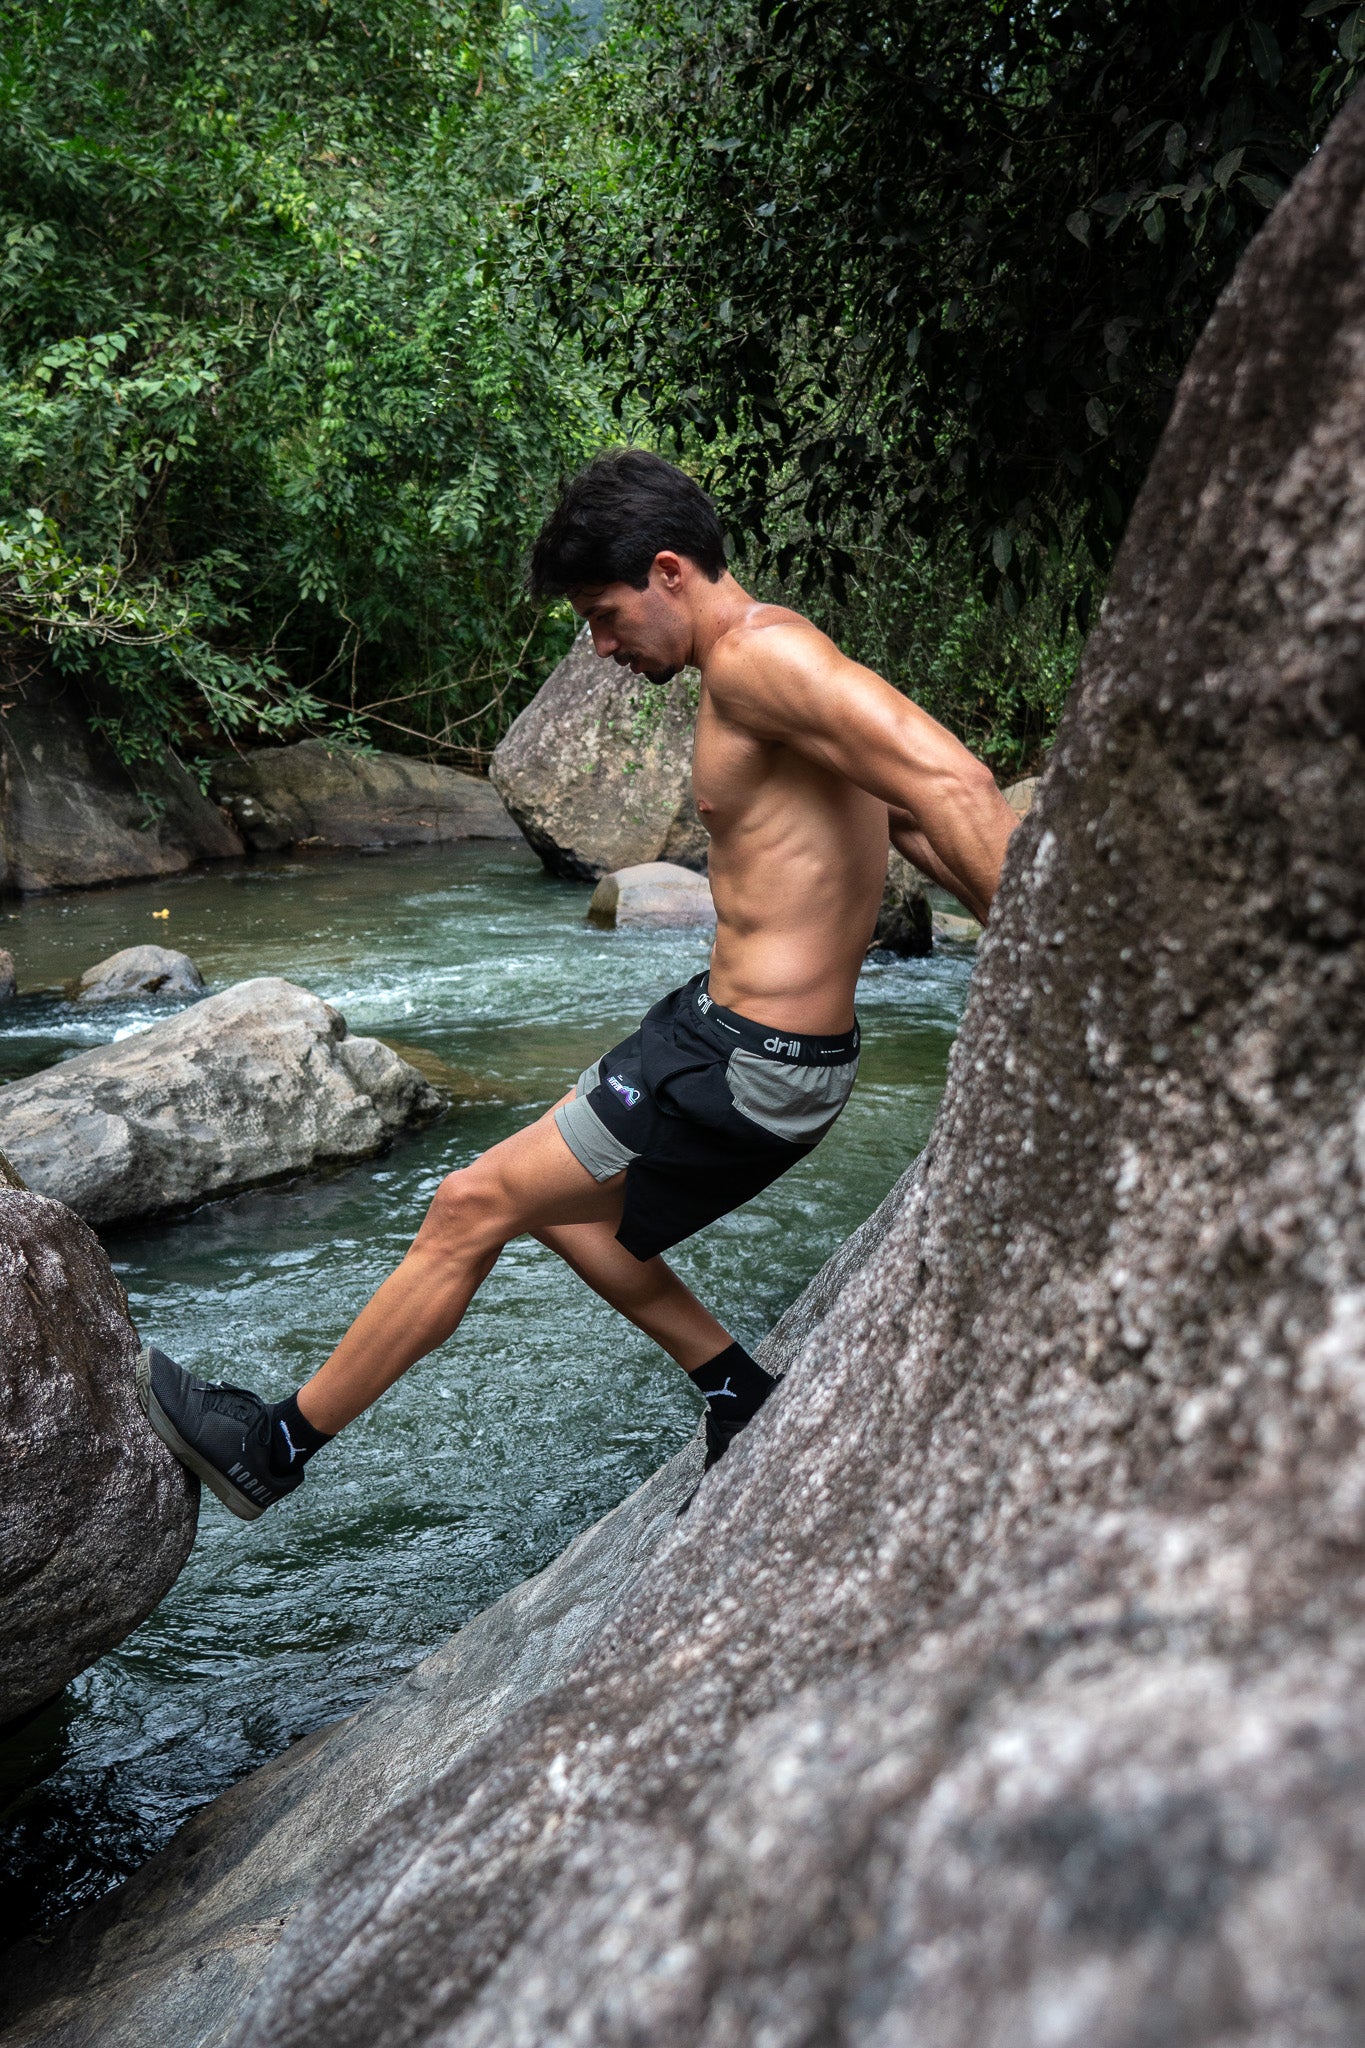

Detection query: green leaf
xmin=1213 ymin=147 xmax=1245 ymax=187
xmin=1240 ymin=172 xmax=1287 ymax=207
xmin=1340 ymin=7 xmax=1365 ymax=60
xmin=1202 ymin=21 xmax=1234 ymax=90
xmin=1085 ymin=397 xmax=1109 ymax=436
xmin=1065 ymin=210 xmax=1091 ymax=246
xmin=1248 ymin=19 xmax=1283 ymax=84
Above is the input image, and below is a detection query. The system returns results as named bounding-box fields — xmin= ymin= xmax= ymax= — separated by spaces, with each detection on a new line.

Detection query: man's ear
xmin=651 ymin=551 xmax=687 ymax=591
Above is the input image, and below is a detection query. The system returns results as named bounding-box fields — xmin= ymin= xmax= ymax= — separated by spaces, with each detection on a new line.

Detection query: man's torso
xmin=692 ymin=612 xmax=889 ymax=1034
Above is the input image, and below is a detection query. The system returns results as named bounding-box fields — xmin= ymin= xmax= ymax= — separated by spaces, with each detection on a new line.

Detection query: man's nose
xmin=589 ymin=623 xmax=619 ymax=658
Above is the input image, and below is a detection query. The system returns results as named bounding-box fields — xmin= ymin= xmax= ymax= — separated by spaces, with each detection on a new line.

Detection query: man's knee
xmin=421 ymin=1163 xmax=508 ymax=1253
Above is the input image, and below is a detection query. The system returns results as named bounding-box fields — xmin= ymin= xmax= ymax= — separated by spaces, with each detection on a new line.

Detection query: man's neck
xmin=686 ymin=573 xmax=757 ymax=671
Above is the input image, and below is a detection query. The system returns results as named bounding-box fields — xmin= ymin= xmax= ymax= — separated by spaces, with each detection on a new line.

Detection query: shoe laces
xmin=202 ymin=1380 xmax=267 ymax=1430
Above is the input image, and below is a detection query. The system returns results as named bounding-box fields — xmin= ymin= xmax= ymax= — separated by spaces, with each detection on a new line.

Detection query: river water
xmin=0 ymin=841 xmax=972 ymax=1944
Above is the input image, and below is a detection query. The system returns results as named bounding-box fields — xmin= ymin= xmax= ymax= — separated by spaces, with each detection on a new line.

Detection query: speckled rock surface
xmin=489 ymin=627 xmax=709 ymax=880
xmin=0 ymin=978 xmax=442 ymax=1226
xmin=0 ymin=950 xmax=14 ymax=1002
xmin=207 ymin=91 xmax=1365 ymax=2048
xmin=71 ymin=943 xmax=204 ymax=1005
xmin=0 ymin=1192 xmax=198 ymax=1728
xmin=208 ymin=742 xmax=517 ymax=853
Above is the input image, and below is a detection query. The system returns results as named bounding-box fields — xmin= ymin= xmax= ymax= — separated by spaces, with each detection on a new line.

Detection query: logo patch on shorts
xmin=763 ymin=1034 xmax=802 ymax=1058
xmin=607 ymin=1074 xmax=641 ymax=1108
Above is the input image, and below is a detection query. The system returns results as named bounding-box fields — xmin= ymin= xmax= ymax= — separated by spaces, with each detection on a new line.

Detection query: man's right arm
xmin=888 ymin=807 xmax=980 ymax=909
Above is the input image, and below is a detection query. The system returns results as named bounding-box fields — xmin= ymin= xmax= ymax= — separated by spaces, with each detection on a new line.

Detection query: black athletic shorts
xmin=555 ymin=971 xmax=860 ymax=1261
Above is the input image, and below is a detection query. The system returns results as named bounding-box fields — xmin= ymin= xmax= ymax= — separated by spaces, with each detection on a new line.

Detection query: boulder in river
xmin=0 ymin=669 xmax=243 ymax=895
xmin=70 ymin=944 xmax=205 ymax=1006
xmin=587 ymin=860 xmax=715 ymax=929
xmin=0 ymin=948 xmax=14 ymax=1002
xmin=489 ymin=626 xmax=709 ymax=880
xmin=1002 ymin=773 xmax=1039 ymax=816
xmin=150 ymin=88 xmax=1365 ymax=2048
xmin=0 ymin=978 xmax=442 ymax=1227
xmin=208 ymin=741 xmax=518 ymax=853
xmin=0 ymin=1190 xmax=198 ymax=1730
xmin=868 ymin=848 xmax=933 ymax=955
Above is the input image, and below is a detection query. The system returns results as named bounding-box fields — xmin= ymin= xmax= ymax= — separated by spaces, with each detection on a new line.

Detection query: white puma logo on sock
xmin=703 ymin=1379 xmax=736 ymax=1404
xmin=278 ymin=1420 xmax=301 ymax=1464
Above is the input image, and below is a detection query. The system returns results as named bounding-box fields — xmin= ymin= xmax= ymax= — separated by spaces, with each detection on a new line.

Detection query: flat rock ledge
xmin=0 ymin=978 xmax=442 ymax=1227
xmin=0 ymin=1190 xmax=198 ymax=1731
xmin=209 ymin=741 xmax=519 ymax=853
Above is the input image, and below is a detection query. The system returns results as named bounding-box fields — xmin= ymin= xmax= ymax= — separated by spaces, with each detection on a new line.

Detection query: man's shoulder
xmin=703 ymin=605 xmax=833 ymax=697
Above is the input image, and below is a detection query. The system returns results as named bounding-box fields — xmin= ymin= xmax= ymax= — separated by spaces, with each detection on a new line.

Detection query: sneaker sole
xmin=136 ymin=1343 xmax=267 ymax=1523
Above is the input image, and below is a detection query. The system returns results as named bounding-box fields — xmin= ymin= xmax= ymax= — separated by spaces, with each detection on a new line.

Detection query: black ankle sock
xmin=266 ymin=1393 xmax=333 ymax=1477
xmin=690 ymin=1341 xmax=776 ymax=1445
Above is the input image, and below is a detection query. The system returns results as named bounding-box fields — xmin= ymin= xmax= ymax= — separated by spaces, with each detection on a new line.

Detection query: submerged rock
xmin=0 ymin=1191 xmax=198 ymax=1729
xmin=0 ymin=948 xmax=14 ymax=1002
xmin=70 ymin=944 xmax=205 ymax=1006
xmin=587 ymin=860 xmax=715 ymax=929
xmin=489 ymin=627 xmax=709 ymax=880
xmin=0 ymin=671 xmax=243 ymax=895
xmin=0 ymin=978 xmax=442 ymax=1227
xmin=173 ymin=90 xmax=1365 ymax=2048
xmin=209 ymin=741 xmax=518 ymax=853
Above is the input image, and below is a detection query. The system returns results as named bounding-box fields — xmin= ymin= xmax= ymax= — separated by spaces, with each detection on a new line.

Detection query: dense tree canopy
xmin=540 ymin=1 xmax=1362 ymax=626
xmin=0 ymin=0 xmax=603 ymax=770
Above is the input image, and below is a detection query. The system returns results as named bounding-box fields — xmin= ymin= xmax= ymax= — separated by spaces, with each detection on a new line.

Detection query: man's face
xmin=569 ymin=559 xmax=690 ymax=685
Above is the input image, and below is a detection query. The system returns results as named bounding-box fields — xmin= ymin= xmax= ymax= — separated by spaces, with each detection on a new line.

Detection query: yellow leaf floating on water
xmin=152 ymin=908 xmax=169 ymax=919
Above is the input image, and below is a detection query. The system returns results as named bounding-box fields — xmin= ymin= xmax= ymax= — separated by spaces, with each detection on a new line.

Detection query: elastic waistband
xmin=690 ymin=974 xmax=859 ymax=1065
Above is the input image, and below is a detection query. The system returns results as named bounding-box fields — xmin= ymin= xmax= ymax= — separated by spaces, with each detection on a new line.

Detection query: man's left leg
xmin=534 ymin=1218 xmax=779 ymax=1467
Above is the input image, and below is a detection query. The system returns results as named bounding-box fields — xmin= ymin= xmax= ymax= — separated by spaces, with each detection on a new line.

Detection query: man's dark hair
xmin=529 ymin=449 xmax=727 ymax=599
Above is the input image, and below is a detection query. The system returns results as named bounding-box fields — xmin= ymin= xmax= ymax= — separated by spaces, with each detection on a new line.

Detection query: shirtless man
xmin=139 ymin=450 xmax=1018 ymax=1519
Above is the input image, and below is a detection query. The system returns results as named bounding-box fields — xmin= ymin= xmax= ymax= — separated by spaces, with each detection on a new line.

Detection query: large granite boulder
xmin=0 ymin=671 xmax=243 ymax=894
xmin=70 ymin=944 xmax=205 ymax=1005
xmin=0 ymin=948 xmax=14 ymax=1002
xmin=0 ymin=978 xmax=442 ymax=1227
xmin=178 ymin=90 xmax=1365 ymax=2048
xmin=0 ymin=1191 xmax=198 ymax=1729
xmin=489 ymin=627 xmax=710 ymax=879
xmin=209 ymin=741 xmax=518 ymax=853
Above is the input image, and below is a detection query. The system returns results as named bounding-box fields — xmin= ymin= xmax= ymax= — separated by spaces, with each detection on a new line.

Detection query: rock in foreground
xmin=0 ymin=671 xmax=243 ymax=894
xmin=0 ymin=979 xmax=442 ymax=1226
xmin=0 ymin=1191 xmax=198 ymax=1728
xmin=71 ymin=944 xmax=205 ymax=1005
xmin=204 ymin=92 xmax=1365 ymax=2048
xmin=490 ymin=627 xmax=708 ymax=880
xmin=209 ymin=741 xmax=518 ymax=852
xmin=588 ymin=861 xmax=715 ymax=929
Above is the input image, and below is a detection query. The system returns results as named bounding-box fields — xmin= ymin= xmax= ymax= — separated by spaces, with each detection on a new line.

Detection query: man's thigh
xmin=449 ymin=1093 xmax=626 ymax=1240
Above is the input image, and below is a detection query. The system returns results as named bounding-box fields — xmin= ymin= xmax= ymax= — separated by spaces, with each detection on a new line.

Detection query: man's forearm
xmin=890 ymin=783 xmax=1016 ymax=924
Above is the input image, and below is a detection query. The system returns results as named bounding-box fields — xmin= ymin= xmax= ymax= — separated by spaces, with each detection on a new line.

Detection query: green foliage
xmin=0 ymin=0 xmax=609 ymax=767
xmin=536 ymin=0 xmax=1363 ymax=647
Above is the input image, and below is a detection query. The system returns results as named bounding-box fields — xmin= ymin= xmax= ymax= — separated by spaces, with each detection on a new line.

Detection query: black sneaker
xmin=136 ymin=1343 xmax=304 ymax=1522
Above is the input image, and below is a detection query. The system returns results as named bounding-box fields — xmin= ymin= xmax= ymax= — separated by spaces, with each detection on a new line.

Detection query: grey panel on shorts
xmin=725 ymin=1048 xmax=859 ymax=1141
xmin=555 ymin=1089 xmax=638 ymax=1183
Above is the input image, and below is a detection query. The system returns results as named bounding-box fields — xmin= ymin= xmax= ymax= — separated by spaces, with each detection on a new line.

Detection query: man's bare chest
xmin=689 ymin=688 xmax=772 ymax=828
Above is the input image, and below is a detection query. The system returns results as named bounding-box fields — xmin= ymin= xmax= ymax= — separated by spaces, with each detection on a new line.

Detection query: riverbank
xmin=0 ymin=840 xmax=974 ymax=1945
